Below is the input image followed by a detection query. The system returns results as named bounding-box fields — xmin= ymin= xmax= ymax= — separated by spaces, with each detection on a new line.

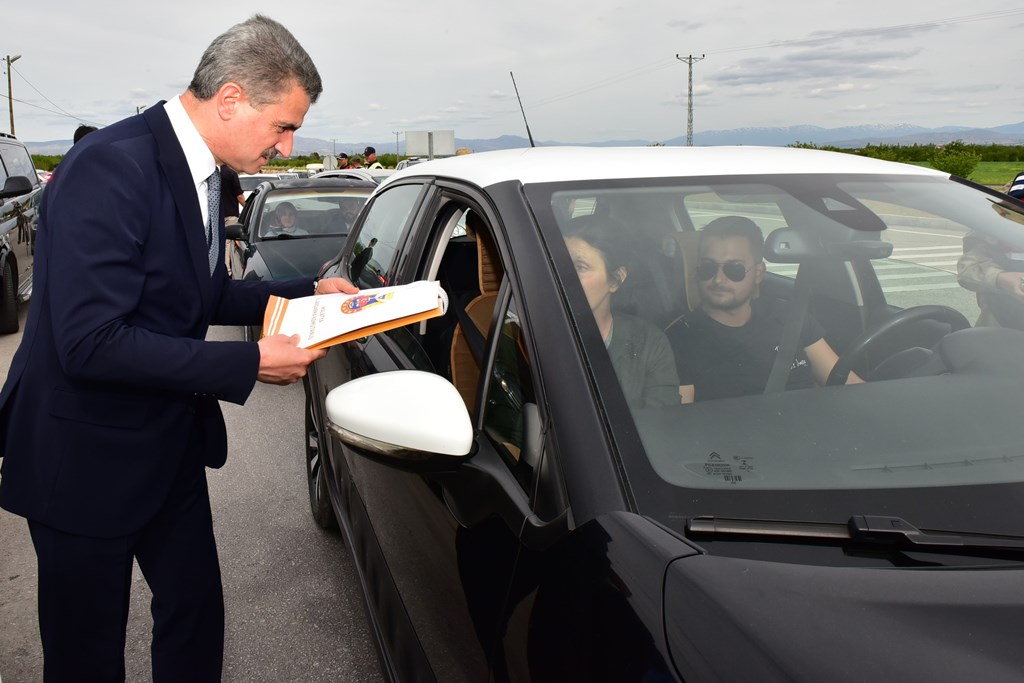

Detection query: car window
xmin=482 ymin=296 xmax=538 ymax=489
xmin=0 ymin=140 xmax=37 ymax=188
xmin=346 ymin=184 xmax=422 ymax=288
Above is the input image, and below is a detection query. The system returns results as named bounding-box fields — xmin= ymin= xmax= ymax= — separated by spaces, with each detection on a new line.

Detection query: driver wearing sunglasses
xmin=666 ymin=216 xmax=862 ymax=403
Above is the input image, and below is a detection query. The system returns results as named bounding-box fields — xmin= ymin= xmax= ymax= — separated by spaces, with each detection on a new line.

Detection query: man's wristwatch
xmin=313 ymin=278 xmax=321 ymax=294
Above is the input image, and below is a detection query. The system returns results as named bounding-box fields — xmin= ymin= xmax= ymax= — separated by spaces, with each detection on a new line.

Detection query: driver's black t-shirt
xmin=667 ymin=300 xmax=825 ymax=401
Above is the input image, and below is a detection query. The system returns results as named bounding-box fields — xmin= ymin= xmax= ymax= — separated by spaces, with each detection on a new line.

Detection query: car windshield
xmin=258 ymin=190 xmax=367 ymax=239
xmin=528 ymin=173 xmax=1024 ymax=533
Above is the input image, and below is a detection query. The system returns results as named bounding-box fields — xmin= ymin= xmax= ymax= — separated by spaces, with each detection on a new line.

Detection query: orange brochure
xmin=262 ymin=280 xmax=448 ymax=349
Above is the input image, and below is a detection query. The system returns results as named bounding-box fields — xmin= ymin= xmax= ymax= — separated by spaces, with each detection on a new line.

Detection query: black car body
xmin=226 ymin=177 xmax=375 ymax=339
xmin=0 ymin=132 xmax=42 ymax=332
xmin=303 ymin=147 xmax=1024 ymax=682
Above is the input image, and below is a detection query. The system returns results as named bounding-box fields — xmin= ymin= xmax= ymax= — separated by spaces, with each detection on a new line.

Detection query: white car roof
xmin=388 ymin=146 xmax=947 ymax=188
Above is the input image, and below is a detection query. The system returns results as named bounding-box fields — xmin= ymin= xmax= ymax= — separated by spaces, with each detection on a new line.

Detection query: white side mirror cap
xmin=325 ymin=370 xmax=473 ymax=458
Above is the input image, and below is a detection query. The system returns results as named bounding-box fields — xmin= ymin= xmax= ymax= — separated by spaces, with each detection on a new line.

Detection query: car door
xmin=313 ymin=182 xmax=575 ymax=680
xmin=0 ymin=138 xmax=42 ymax=251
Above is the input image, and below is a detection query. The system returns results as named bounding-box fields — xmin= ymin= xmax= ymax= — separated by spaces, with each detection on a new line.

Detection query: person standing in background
xmin=220 ymin=163 xmax=245 ymax=223
xmin=363 ymin=145 xmax=383 ymax=169
xmin=73 ymin=124 xmax=98 ymax=144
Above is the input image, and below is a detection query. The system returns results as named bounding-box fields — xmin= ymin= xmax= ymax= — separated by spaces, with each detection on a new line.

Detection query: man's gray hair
xmin=188 ymin=15 xmax=322 ymax=107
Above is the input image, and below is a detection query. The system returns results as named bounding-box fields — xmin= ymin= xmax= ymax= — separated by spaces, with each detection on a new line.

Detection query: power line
xmin=11 ymin=62 xmax=82 ymax=121
xmin=530 ymin=57 xmax=677 ymax=109
xmin=0 ymin=91 xmax=105 ymax=128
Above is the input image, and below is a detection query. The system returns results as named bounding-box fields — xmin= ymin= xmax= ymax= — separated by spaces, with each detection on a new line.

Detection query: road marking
xmin=876 ymin=271 xmax=955 ymax=281
xmin=892 ymin=246 xmax=964 ymax=252
xmin=887 ymin=227 xmax=967 ymax=239
xmin=890 ymin=259 xmax=960 ymax=267
xmin=881 ymin=282 xmax=966 ymax=292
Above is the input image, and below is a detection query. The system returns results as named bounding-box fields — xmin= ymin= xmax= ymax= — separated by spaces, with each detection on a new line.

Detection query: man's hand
xmin=996 ymin=271 xmax=1024 ymax=302
xmin=256 ymin=334 xmax=326 ymax=385
xmin=315 ymin=277 xmax=358 ymax=295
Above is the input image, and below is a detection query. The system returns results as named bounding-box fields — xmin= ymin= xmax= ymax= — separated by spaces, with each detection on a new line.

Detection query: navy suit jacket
xmin=0 ymin=104 xmax=311 ymax=537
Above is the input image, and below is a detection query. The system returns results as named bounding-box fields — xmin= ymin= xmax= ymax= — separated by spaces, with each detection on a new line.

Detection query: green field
xmin=911 ymin=161 xmax=1022 ymax=188
xmin=968 ymin=162 xmax=1022 ymax=186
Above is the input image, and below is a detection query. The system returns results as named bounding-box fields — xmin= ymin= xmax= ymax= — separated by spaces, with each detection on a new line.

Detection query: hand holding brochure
xmin=262 ymin=280 xmax=448 ymax=350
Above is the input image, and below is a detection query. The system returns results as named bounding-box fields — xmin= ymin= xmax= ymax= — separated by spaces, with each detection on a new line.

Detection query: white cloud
xmin=3 ymin=0 xmax=1022 ymax=143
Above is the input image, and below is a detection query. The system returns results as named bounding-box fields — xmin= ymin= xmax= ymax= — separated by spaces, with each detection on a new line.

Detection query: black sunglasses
xmin=696 ymin=259 xmax=752 ymax=282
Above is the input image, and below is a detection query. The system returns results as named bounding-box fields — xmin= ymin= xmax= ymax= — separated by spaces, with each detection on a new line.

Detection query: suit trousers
xmin=27 ymin=426 xmax=224 ymax=683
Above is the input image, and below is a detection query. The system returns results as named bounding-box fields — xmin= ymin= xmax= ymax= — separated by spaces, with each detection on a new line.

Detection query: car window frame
xmin=394 ymin=185 xmax=558 ymax=499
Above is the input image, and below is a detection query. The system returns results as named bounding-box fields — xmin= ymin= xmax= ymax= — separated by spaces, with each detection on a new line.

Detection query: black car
xmin=304 ymin=147 xmax=1024 ymax=682
xmin=0 ymin=132 xmax=42 ymax=333
xmin=226 ymin=177 xmax=375 ymax=339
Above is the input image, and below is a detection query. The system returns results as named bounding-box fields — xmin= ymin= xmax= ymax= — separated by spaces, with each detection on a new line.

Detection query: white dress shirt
xmin=162 ymin=95 xmax=217 ymax=227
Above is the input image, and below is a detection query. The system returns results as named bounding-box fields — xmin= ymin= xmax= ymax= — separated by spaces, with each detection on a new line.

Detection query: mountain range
xmin=25 ymin=122 xmax=1024 ymax=157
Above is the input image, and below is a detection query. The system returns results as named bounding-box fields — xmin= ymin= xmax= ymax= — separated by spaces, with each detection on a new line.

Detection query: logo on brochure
xmin=340 ymin=292 xmax=394 ymax=314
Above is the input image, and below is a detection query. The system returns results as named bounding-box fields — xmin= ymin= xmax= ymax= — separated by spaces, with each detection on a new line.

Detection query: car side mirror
xmin=325 ymin=370 xmax=474 ymax=471
xmin=225 ymin=223 xmax=247 ymax=241
xmin=0 ymin=175 xmax=33 ymax=200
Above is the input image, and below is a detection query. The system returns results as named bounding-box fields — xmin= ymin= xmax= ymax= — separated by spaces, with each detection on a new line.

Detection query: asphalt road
xmin=0 ymin=261 xmax=383 ymax=682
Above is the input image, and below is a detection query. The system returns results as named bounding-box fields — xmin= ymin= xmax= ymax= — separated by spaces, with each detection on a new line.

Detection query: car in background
xmin=315 ymin=168 xmax=395 ymax=185
xmin=226 ymin=176 xmax=375 ymax=340
xmin=394 ymin=156 xmax=426 ymax=170
xmin=303 ymin=146 xmax=1024 ymax=681
xmin=0 ymin=132 xmax=43 ymax=332
xmin=35 ymin=169 xmax=52 ymax=184
xmin=238 ymin=173 xmax=281 ymax=202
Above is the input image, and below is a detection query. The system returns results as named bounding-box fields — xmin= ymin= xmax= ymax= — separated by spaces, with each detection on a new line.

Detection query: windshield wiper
xmin=687 ymin=515 xmax=1024 ymax=556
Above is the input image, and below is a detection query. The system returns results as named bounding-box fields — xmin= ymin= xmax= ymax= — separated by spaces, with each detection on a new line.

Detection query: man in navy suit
xmin=0 ymin=15 xmax=356 ymax=681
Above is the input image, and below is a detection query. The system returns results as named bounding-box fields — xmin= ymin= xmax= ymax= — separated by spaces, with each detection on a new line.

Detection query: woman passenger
xmin=564 ymin=214 xmax=680 ymax=408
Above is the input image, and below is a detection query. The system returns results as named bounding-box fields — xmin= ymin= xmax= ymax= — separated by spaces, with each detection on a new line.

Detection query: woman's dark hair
xmin=564 ymin=213 xmax=633 ymax=287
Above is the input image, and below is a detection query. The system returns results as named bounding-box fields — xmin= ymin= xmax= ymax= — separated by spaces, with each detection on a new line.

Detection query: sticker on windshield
xmin=684 ymin=452 xmax=761 ymax=484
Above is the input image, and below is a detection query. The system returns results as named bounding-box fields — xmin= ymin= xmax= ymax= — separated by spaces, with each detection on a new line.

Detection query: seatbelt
xmin=764 ymin=269 xmax=812 ymax=394
xmin=441 ymin=275 xmax=487 ymax=365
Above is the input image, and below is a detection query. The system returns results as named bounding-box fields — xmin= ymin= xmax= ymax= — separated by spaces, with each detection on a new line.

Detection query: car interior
xmin=538 ymin=180 xmax=1024 ymax=491
xmin=259 ymin=195 xmax=366 ymax=238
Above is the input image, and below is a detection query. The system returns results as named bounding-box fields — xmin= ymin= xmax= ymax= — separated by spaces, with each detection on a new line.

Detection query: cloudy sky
xmin=3 ymin=1 xmax=1022 ymax=147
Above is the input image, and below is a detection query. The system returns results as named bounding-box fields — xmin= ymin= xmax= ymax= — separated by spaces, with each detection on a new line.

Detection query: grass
xmin=910 ymin=161 xmax=1022 ymax=187
xmin=968 ymin=162 xmax=1023 ymax=187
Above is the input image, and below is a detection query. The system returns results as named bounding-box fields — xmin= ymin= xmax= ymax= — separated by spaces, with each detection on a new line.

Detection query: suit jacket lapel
xmin=142 ymin=103 xmax=214 ymax=316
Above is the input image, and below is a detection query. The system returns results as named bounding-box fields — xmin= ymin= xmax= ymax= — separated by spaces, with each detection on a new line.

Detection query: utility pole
xmin=6 ymin=54 xmax=21 ymax=136
xmin=136 ymin=105 xmax=146 ymax=115
xmin=392 ymin=131 xmax=401 ymax=159
xmin=675 ymin=53 xmax=704 ymax=147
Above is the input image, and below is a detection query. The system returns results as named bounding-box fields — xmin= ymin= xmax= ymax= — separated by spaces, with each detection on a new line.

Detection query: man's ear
xmin=216 ymin=83 xmax=244 ymax=121
xmin=754 ymin=261 xmax=766 ymax=285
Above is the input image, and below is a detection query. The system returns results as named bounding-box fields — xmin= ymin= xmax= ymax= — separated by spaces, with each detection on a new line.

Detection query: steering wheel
xmin=826 ymin=305 xmax=971 ymax=386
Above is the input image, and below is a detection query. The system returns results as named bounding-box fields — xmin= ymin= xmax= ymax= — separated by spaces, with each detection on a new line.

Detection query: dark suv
xmin=0 ymin=131 xmax=42 ymax=333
